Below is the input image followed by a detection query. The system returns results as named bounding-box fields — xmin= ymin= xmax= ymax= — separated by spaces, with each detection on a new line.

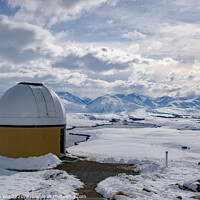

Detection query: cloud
xmin=6 ymin=0 xmax=110 ymax=26
xmin=0 ymin=15 xmax=63 ymax=63
xmin=0 ymin=15 xmax=39 ymax=63
xmin=94 ymin=0 xmax=200 ymax=60
xmin=120 ymin=22 xmax=200 ymax=62
xmin=123 ymin=30 xmax=147 ymax=40
xmin=170 ymin=0 xmax=200 ymax=12
xmin=53 ymin=53 xmax=130 ymax=72
xmin=123 ymin=57 xmax=200 ymax=98
xmin=0 ymin=0 xmax=200 ymax=99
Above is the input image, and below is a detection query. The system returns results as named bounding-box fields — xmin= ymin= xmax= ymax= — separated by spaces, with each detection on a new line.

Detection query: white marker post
xmin=165 ymin=151 xmax=168 ymax=168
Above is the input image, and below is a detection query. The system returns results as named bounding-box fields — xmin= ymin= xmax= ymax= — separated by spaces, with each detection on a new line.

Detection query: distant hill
xmin=56 ymin=92 xmax=85 ymax=105
xmin=82 ymin=98 xmax=93 ymax=105
xmin=56 ymin=92 xmax=200 ymax=114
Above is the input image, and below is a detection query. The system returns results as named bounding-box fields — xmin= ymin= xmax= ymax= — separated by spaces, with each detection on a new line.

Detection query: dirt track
xmin=55 ymin=159 xmax=138 ymax=199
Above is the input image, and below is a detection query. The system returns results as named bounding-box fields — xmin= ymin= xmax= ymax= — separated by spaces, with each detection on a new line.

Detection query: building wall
xmin=0 ymin=126 xmax=62 ymax=158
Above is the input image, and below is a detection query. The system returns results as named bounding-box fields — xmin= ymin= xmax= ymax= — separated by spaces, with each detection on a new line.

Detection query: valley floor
xmin=67 ymin=113 xmax=200 ymax=200
xmin=0 ymin=112 xmax=199 ymax=199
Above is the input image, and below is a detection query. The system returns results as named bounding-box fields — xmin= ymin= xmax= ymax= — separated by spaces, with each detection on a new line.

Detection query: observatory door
xmin=60 ymin=127 xmax=65 ymax=156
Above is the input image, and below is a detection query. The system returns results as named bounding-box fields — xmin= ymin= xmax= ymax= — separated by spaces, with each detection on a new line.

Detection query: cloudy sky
xmin=0 ymin=0 xmax=200 ymax=99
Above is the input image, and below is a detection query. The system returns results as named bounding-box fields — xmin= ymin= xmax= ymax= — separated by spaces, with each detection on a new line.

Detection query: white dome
xmin=0 ymin=83 xmax=66 ymax=126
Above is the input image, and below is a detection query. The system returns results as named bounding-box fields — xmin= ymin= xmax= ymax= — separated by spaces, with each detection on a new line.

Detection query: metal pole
xmin=165 ymin=151 xmax=168 ymax=168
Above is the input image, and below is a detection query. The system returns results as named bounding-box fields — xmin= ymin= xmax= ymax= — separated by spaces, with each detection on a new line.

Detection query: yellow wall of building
xmin=0 ymin=126 xmax=63 ymax=158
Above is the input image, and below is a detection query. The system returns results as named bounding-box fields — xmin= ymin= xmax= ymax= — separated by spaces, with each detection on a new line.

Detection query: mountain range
xmin=56 ymin=92 xmax=200 ymax=114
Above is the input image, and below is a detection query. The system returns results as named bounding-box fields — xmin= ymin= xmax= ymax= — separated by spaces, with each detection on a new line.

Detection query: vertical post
xmin=165 ymin=151 xmax=168 ymax=168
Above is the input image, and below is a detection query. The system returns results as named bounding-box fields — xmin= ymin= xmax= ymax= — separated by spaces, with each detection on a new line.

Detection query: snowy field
xmin=69 ymin=127 xmax=200 ymax=163
xmin=68 ymin=112 xmax=200 ymax=200
xmin=0 ymin=111 xmax=199 ymax=199
xmin=67 ymin=109 xmax=200 ymax=130
xmin=66 ymin=113 xmax=111 ymax=129
xmin=0 ymin=153 xmax=83 ymax=200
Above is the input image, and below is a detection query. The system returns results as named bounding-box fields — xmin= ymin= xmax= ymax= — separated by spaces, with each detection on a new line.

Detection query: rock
xmin=142 ymin=188 xmax=157 ymax=194
xmin=177 ymin=196 xmax=182 ymax=199
xmin=182 ymin=146 xmax=190 ymax=150
xmin=183 ymin=181 xmax=200 ymax=192
xmin=190 ymin=195 xmax=200 ymax=199
xmin=183 ymin=184 xmax=196 ymax=192
xmin=197 ymin=183 xmax=200 ymax=192
xmin=111 ymin=191 xmax=130 ymax=200
xmin=109 ymin=118 xmax=120 ymax=123
xmin=175 ymin=183 xmax=185 ymax=190
xmin=9 ymin=194 xmax=26 ymax=200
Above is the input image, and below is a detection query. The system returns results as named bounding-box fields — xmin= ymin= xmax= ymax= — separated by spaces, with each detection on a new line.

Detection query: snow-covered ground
xmin=96 ymin=163 xmax=200 ymax=200
xmin=0 ymin=153 xmax=83 ymax=200
xmin=67 ymin=110 xmax=200 ymax=131
xmin=0 ymin=153 xmax=61 ymax=170
xmin=69 ymin=127 xmax=200 ymax=164
xmin=0 ymin=169 xmax=83 ymax=200
xmin=66 ymin=113 xmax=111 ymax=129
xmin=68 ymin=116 xmax=200 ymax=199
xmin=0 ymin=111 xmax=199 ymax=199
xmin=131 ymin=108 xmax=200 ymax=130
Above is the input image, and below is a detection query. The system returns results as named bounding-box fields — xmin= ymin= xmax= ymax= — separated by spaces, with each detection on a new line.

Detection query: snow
xmin=59 ymin=91 xmax=200 ymax=113
xmin=0 ymin=169 xmax=83 ymax=200
xmin=69 ymin=127 xmax=200 ymax=163
xmin=0 ymin=111 xmax=199 ymax=199
xmin=62 ymin=99 xmax=87 ymax=113
xmin=96 ymin=161 xmax=200 ymax=199
xmin=66 ymin=113 xmax=111 ymax=129
xmin=133 ymin=163 xmax=161 ymax=173
xmin=58 ymin=91 xmax=200 ymax=114
xmin=86 ymin=95 xmax=142 ymax=113
xmin=0 ymin=153 xmax=61 ymax=170
xmin=127 ymin=108 xmax=200 ymax=130
xmin=68 ymin=124 xmax=200 ymax=199
xmin=183 ymin=181 xmax=198 ymax=192
xmin=67 ymin=109 xmax=200 ymax=131
xmin=0 ymin=153 xmax=83 ymax=199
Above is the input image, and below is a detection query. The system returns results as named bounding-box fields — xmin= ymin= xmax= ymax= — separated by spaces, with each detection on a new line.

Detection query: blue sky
xmin=0 ymin=0 xmax=200 ymax=98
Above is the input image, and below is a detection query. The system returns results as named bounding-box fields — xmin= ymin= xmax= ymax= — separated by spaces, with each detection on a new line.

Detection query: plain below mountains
xmin=56 ymin=92 xmax=200 ymax=115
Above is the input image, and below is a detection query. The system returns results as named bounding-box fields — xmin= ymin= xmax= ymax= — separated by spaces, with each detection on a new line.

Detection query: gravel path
xmin=55 ymin=159 xmax=138 ymax=199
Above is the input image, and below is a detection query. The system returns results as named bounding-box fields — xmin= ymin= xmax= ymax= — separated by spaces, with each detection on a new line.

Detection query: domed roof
xmin=0 ymin=82 xmax=66 ymax=126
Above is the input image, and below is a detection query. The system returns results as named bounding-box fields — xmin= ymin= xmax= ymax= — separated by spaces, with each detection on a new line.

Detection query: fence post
xmin=165 ymin=151 xmax=168 ymax=168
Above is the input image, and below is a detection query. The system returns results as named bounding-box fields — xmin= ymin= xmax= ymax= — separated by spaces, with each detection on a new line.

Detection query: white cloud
xmin=0 ymin=15 xmax=63 ymax=63
xmin=123 ymin=30 xmax=147 ymax=40
xmin=125 ymin=22 xmax=200 ymax=61
xmin=6 ymin=0 xmax=110 ymax=26
xmin=0 ymin=0 xmax=200 ymax=99
xmin=107 ymin=20 xmax=113 ymax=25
xmin=170 ymin=0 xmax=200 ymax=12
xmin=158 ymin=23 xmax=200 ymax=59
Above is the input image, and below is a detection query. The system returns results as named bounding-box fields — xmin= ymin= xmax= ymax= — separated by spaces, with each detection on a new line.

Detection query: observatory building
xmin=0 ymin=82 xmax=66 ymax=158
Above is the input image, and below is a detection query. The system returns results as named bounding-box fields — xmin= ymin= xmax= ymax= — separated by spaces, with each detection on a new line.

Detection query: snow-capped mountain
xmin=56 ymin=92 xmax=87 ymax=113
xmin=57 ymin=92 xmax=200 ymax=113
xmin=56 ymin=92 xmax=85 ymax=105
xmin=86 ymin=94 xmax=146 ymax=113
xmin=60 ymin=99 xmax=87 ymax=113
xmin=82 ymin=98 xmax=93 ymax=105
xmin=155 ymin=96 xmax=175 ymax=107
xmin=86 ymin=95 xmax=137 ymax=113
